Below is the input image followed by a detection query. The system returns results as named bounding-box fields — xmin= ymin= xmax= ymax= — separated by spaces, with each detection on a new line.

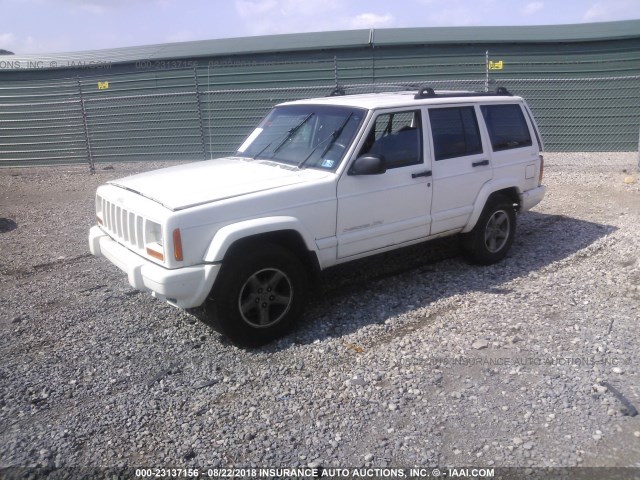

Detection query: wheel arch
xmin=462 ymin=181 xmax=521 ymax=233
xmin=203 ymin=217 xmax=321 ymax=277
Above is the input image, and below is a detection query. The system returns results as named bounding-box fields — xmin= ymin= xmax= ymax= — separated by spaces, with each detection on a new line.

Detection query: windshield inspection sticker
xmin=237 ymin=128 xmax=263 ymax=153
xmin=320 ymin=159 xmax=335 ymax=168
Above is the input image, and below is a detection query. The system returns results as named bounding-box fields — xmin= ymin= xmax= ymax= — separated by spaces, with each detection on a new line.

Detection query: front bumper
xmin=89 ymin=226 xmax=219 ymax=309
xmin=519 ymin=185 xmax=546 ymax=212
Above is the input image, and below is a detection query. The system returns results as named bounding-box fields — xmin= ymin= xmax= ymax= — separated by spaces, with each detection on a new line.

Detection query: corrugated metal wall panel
xmin=500 ymin=76 xmax=640 ymax=151
xmin=0 ymin=96 xmax=87 ymax=166
xmin=84 ymin=91 xmax=204 ymax=162
xmin=1 ymin=29 xmax=639 ymax=167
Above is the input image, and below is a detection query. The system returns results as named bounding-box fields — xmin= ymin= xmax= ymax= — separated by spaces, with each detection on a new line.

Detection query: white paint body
xmin=89 ymin=91 xmax=546 ymax=309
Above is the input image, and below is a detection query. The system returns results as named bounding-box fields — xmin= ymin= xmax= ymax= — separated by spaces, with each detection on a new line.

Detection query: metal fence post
xmin=369 ymin=28 xmax=376 ymax=84
xmin=193 ymin=66 xmax=207 ymax=160
xmin=78 ymin=79 xmax=95 ymax=174
xmin=207 ymin=65 xmax=213 ymax=159
xmin=485 ymin=50 xmax=489 ymax=92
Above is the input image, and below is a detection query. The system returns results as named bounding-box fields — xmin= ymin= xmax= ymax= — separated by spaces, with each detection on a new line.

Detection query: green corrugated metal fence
xmin=0 ymin=48 xmax=639 ymax=169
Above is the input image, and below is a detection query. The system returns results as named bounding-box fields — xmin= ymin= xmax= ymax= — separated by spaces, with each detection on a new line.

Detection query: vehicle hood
xmin=109 ymin=157 xmax=320 ymax=211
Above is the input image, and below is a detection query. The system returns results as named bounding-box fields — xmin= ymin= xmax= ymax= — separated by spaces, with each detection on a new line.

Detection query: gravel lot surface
xmin=1 ymin=153 xmax=639 ymax=473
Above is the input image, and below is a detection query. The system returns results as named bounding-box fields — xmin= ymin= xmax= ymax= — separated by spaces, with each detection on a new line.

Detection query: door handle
xmin=411 ymin=170 xmax=432 ymax=179
xmin=472 ymin=159 xmax=490 ymax=167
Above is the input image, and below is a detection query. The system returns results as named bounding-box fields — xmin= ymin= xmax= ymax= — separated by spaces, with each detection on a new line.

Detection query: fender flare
xmin=203 ymin=216 xmax=317 ymax=263
xmin=462 ymin=178 xmax=521 ymax=233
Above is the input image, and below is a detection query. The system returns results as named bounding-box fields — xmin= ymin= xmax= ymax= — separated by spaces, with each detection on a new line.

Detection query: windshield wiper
xmin=297 ymin=113 xmax=354 ymax=169
xmin=252 ymin=113 xmax=314 ymax=160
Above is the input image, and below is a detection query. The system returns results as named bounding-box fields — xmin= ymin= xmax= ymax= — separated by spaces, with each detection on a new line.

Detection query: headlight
xmin=145 ymin=220 xmax=164 ymax=261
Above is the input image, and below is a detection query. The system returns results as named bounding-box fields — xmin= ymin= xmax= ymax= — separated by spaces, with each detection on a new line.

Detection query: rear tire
xmin=204 ymin=243 xmax=308 ymax=347
xmin=460 ymin=194 xmax=516 ymax=265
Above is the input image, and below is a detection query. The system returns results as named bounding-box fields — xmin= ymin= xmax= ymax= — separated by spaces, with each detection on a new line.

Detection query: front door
xmin=336 ymin=108 xmax=433 ymax=259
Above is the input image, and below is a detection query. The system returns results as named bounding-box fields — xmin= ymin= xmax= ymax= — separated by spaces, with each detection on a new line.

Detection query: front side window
xmin=481 ymin=104 xmax=533 ymax=151
xmin=358 ymin=110 xmax=422 ymax=169
xmin=429 ymin=106 xmax=483 ymax=161
xmin=236 ymin=105 xmax=365 ymax=171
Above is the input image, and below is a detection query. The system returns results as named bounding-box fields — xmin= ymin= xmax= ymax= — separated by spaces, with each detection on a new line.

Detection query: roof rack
xmin=326 ymin=85 xmax=512 ymax=99
xmin=414 ymin=86 xmax=511 ymax=99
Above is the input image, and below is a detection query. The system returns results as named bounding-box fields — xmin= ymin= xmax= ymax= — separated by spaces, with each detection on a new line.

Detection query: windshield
xmin=235 ymin=104 xmax=365 ymax=171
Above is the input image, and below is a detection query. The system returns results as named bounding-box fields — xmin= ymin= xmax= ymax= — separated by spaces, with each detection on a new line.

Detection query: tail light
xmin=539 ymin=154 xmax=544 ymax=185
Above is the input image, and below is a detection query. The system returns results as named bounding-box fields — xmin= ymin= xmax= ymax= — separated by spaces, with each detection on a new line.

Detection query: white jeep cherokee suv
xmin=89 ymin=87 xmax=545 ymax=345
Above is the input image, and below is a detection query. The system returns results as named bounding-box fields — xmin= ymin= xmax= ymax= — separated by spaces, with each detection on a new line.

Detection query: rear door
xmin=427 ymin=104 xmax=493 ymax=235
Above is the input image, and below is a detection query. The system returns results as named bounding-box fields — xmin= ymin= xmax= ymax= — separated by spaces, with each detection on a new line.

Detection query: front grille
xmin=99 ymin=196 xmax=146 ymax=253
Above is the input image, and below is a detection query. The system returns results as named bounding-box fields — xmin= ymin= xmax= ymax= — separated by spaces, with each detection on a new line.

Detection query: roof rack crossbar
xmin=414 ymin=85 xmax=512 ymax=99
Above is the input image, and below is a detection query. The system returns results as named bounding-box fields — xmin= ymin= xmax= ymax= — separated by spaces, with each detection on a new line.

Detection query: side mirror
xmin=349 ymin=154 xmax=386 ymax=175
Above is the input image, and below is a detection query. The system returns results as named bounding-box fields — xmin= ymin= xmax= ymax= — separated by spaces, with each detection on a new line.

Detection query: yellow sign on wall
xmin=489 ymin=61 xmax=504 ymax=70
xmin=98 ymin=81 xmax=109 ymax=90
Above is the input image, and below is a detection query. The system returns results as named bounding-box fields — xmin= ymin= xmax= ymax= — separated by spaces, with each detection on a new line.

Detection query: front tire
xmin=460 ymin=194 xmax=516 ymax=265
xmin=205 ymin=243 xmax=308 ymax=346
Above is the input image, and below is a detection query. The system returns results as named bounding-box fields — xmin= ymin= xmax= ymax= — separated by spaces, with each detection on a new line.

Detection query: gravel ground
xmin=0 ymin=153 xmax=639 ymax=473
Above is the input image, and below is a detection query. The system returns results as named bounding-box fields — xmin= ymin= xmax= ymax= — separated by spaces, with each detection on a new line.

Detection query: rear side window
xmin=429 ymin=107 xmax=483 ymax=161
xmin=481 ymin=104 xmax=532 ymax=151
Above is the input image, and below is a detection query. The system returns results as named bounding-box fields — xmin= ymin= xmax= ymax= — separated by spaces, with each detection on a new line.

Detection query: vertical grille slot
xmin=102 ymin=197 xmax=109 ymax=229
xmin=136 ymin=216 xmax=144 ymax=249
xmin=128 ymin=212 xmax=136 ymax=245
xmin=122 ymin=209 xmax=129 ymax=242
xmin=115 ymin=206 xmax=122 ymax=238
xmin=110 ymin=203 xmax=116 ymax=235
